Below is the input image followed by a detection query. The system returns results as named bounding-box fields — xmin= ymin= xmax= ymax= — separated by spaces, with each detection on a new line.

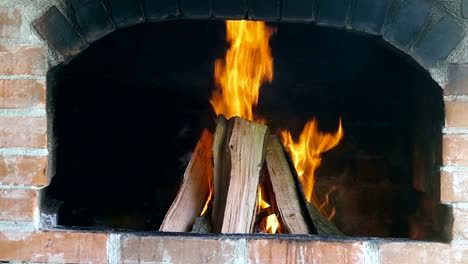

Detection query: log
xmin=282 ymin=145 xmax=344 ymax=236
xmin=306 ymin=202 xmax=344 ymax=236
xmin=211 ymin=115 xmax=228 ymax=232
xmin=265 ymin=135 xmax=310 ymax=234
xmin=159 ymin=129 xmax=214 ymax=232
xmin=212 ymin=117 xmax=269 ymax=233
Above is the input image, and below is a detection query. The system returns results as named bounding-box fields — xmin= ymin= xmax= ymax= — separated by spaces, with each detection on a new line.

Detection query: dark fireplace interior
xmin=43 ymin=20 xmax=444 ymax=239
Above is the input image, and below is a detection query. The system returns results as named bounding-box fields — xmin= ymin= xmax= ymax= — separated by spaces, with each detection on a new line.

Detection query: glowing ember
xmin=281 ymin=119 xmax=343 ymax=220
xmin=210 ymin=20 xmax=274 ymax=121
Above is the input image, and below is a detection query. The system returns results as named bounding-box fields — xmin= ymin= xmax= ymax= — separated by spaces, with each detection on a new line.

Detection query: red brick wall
xmin=0 ymin=2 xmax=468 ymax=264
xmin=0 ymin=4 xmax=110 ymax=263
xmin=441 ymin=65 xmax=468 ymax=242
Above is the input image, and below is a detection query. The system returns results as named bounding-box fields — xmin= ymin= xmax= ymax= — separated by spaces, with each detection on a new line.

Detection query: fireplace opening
xmin=42 ymin=20 xmax=444 ymax=240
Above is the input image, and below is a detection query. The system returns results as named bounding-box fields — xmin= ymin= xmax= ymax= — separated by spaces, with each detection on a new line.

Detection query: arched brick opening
xmin=40 ymin=19 xmax=443 ymax=237
xmin=32 ymin=0 xmax=466 ymax=75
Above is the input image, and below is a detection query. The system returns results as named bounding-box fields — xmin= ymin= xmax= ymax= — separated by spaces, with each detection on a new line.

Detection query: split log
xmin=282 ymin=145 xmax=344 ymax=236
xmin=212 ymin=116 xmax=269 ymax=233
xmin=306 ymin=202 xmax=344 ymax=236
xmin=159 ymin=129 xmax=213 ymax=232
xmin=211 ymin=115 xmax=228 ymax=232
xmin=265 ymin=135 xmax=310 ymax=234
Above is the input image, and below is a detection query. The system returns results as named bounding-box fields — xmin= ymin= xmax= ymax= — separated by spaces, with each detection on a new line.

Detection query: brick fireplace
xmin=1 ymin=0 xmax=468 ymax=263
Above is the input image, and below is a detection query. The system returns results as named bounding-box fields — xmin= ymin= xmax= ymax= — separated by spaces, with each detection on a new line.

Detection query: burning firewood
xmin=160 ymin=118 xmax=343 ymax=235
xmin=160 ymin=19 xmax=344 ymax=235
xmin=265 ymin=135 xmax=311 ymax=234
xmin=211 ymin=115 xmax=228 ymax=232
xmin=305 ymin=202 xmax=343 ymax=236
xmin=211 ymin=116 xmax=269 ymax=233
xmin=281 ymin=142 xmax=344 ymax=236
xmin=159 ymin=129 xmax=213 ymax=232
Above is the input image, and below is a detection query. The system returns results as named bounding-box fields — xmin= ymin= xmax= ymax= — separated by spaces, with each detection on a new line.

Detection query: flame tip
xmin=210 ymin=20 xmax=274 ymax=121
xmin=280 ymin=118 xmax=344 ymax=220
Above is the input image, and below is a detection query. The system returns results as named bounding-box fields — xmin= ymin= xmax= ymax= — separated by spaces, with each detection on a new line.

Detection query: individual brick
xmin=70 ymin=0 xmax=115 ymax=43
xmin=445 ymin=100 xmax=468 ymax=128
xmin=108 ymin=0 xmax=144 ymax=28
xmin=350 ymin=0 xmax=391 ymax=34
xmin=213 ymin=0 xmax=245 ymax=19
xmin=180 ymin=0 xmax=211 ymax=18
xmin=316 ymin=0 xmax=352 ymax=28
xmin=282 ymin=0 xmax=315 ymax=22
xmin=0 ymin=156 xmax=48 ymax=186
xmin=120 ymin=235 xmax=239 ymax=264
xmin=443 ymin=134 xmax=468 ymax=166
xmin=142 ymin=0 xmax=179 ymax=21
xmin=445 ymin=64 xmax=468 ymax=95
xmin=451 ymin=206 xmax=468 ymax=240
xmin=0 ymin=231 xmax=108 ymax=263
xmin=383 ymin=0 xmax=432 ymax=52
xmin=0 ymin=79 xmax=45 ymax=109
xmin=0 ymin=7 xmax=22 ymax=39
xmin=247 ymin=239 xmax=367 ymax=264
xmin=379 ymin=242 xmax=451 ymax=264
xmin=412 ymin=16 xmax=465 ymax=68
xmin=0 ymin=189 xmax=36 ymax=221
xmin=32 ymin=6 xmax=85 ymax=60
xmin=0 ymin=117 xmax=47 ymax=148
xmin=451 ymin=244 xmax=468 ymax=264
xmin=248 ymin=0 xmax=278 ymax=20
xmin=0 ymin=45 xmax=46 ymax=76
xmin=441 ymin=170 xmax=468 ymax=202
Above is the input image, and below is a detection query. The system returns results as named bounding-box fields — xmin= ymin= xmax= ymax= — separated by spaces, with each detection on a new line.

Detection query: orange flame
xmin=210 ymin=20 xmax=274 ymax=121
xmin=266 ymin=214 xmax=280 ymax=234
xmin=257 ymin=187 xmax=280 ymax=234
xmin=258 ymin=186 xmax=270 ymax=211
xmin=200 ymin=182 xmax=213 ymax=216
xmin=281 ymin=119 xmax=343 ymax=219
xmin=210 ymin=20 xmax=278 ymax=233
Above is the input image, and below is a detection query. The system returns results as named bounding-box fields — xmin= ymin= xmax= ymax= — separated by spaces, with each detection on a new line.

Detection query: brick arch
xmin=32 ymin=0 xmax=465 ymax=77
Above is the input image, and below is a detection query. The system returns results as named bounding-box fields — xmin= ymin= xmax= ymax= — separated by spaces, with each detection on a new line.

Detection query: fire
xmin=200 ymin=182 xmax=213 ymax=216
xmin=257 ymin=186 xmax=280 ymax=234
xmin=206 ymin=20 xmax=341 ymax=232
xmin=257 ymin=186 xmax=270 ymax=210
xmin=209 ymin=20 xmax=278 ymax=234
xmin=265 ymin=214 xmax=280 ymax=234
xmin=210 ymin=20 xmax=274 ymax=121
xmin=281 ymin=119 xmax=343 ymax=220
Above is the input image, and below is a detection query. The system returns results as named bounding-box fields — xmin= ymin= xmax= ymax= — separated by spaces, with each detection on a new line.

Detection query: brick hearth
xmin=1 ymin=0 xmax=468 ymax=263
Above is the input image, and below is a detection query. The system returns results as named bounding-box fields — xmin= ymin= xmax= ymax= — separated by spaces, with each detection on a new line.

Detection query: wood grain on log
xmin=265 ymin=135 xmax=310 ymax=234
xmin=214 ymin=117 xmax=269 ymax=233
xmin=159 ymin=129 xmax=213 ymax=232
